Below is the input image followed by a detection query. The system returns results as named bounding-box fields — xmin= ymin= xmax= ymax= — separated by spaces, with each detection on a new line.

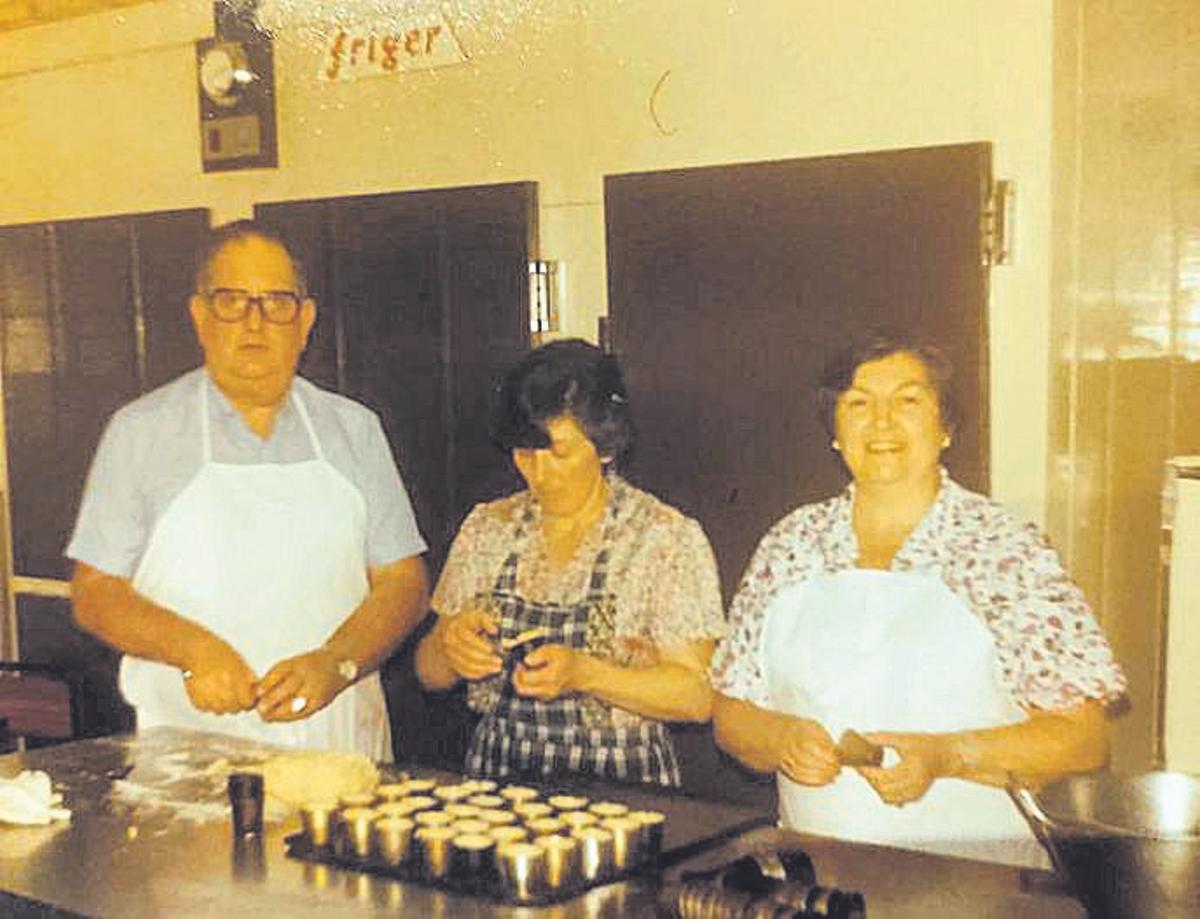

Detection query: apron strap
xmin=197 ymin=374 xmax=326 ymax=463
xmin=199 ymin=374 xmax=213 ymax=465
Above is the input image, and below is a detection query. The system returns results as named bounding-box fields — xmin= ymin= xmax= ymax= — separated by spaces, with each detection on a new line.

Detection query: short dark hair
xmin=815 ymin=331 xmax=961 ymax=437
xmin=491 ymin=339 xmax=635 ymax=462
xmin=194 ymin=219 xmax=308 ymax=296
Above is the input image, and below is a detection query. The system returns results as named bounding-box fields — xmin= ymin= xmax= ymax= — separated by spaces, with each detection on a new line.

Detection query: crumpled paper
xmin=0 ymin=771 xmax=71 ymax=826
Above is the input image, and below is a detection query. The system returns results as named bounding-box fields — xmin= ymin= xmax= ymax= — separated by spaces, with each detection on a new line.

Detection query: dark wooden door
xmin=606 ymin=143 xmax=991 ymax=801
xmin=256 ymin=183 xmax=535 ymax=765
xmin=0 ymin=208 xmax=208 ymax=735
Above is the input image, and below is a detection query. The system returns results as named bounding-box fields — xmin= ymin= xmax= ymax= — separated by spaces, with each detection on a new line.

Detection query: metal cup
xmin=467 ymin=794 xmax=505 ymax=809
xmin=375 ymin=783 xmax=409 ymax=802
xmin=628 ymin=810 xmax=666 ymax=858
xmin=535 ymin=832 xmax=581 ymax=892
xmin=340 ymin=791 xmax=377 ymax=809
xmin=559 ymin=811 xmax=597 ymax=832
xmin=227 ymin=772 xmax=264 ymax=837
xmin=527 ymin=817 xmax=566 ymax=837
xmin=588 ymin=801 xmax=629 ymax=820
xmin=497 ymin=841 xmax=549 ymax=903
xmin=339 ymin=806 xmax=378 ymax=860
xmin=514 ymin=801 xmax=553 ymax=821
xmin=489 ymin=825 xmax=530 ymax=846
xmin=500 ymin=785 xmax=540 ymax=804
xmin=547 ymin=794 xmax=588 ymax=811
xmin=415 ymin=810 xmax=454 ymax=828
xmin=451 ymin=833 xmax=497 ymax=883
xmin=572 ymin=826 xmax=615 ymax=882
xmin=443 ymin=803 xmax=481 ymax=820
xmin=479 ymin=808 xmax=518 ymax=826
xmin=404 ymin=779 xmax=438 ymax=795
xmin=435 ymin=783 xmax=473 ymax=803
xmin=401 ymin=795 xmax=438 ymax=814
xmin=300 ymin=801 xmax=339 ymax=850
xmin=373 ymin=816 xmax=414 ymax=867
xmin=600 ymin=816 xmax=643 ymax=870
xmin=416 ymin=826 xmax=456 ymax=880
xmin=450 ymin=818 xmax=491 ymax=836
xmin=462 ymin=778 xmax=498 ymax=794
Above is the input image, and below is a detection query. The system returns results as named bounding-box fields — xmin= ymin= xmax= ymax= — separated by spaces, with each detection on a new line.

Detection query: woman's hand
xmin=439 ymin=609 xmax=503 ymax=681
xmin=512 ymin=644 xmax=586 ymax=700
xmin=856 ymin=731 xmax=952 ymax=806
xmin=256 ymin=648 xmax=346 ymax=722
xmin=778 ymin=717 xmax=841 ymax=787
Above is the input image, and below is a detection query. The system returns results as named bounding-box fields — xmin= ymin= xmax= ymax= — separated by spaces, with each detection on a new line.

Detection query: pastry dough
xmin=253 ymin=750 xmax=379 ymax=808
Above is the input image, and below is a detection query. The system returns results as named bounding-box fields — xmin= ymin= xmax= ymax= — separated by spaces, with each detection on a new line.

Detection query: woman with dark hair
xmin=710 ymin=333 xmax=1125 ymax=866
xmin=416 ymin=339 xmax=724 ymax=786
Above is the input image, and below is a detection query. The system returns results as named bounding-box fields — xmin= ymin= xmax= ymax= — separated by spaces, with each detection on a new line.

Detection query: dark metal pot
xmin=1009 ymin=772 xmax=1200 ymax=919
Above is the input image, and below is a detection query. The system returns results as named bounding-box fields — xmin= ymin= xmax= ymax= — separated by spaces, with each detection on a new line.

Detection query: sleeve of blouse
xmin=985 ymin=520 xmax=1127 ymax=710
xmin=707 ymin=521 xmax=795 ymax=707
xmin=430 ymin=505 xmax=491 ymax=619
xmin=644 ymin=517 xmax=726 ymax=652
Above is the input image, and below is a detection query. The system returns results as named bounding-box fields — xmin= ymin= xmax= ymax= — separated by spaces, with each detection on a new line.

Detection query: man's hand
xmin=182 ymin=638 xmax=259 ymax=715
xmin=439 ymin=609 xmax=503 ymax=681
xmin=778 ymin=717 xmax=841 ymax=787
xmin=856 ymin=731 xmax=951 ymax=806
xmin=512 ymin=644 xmax=586 ymax=700
xmin=256 ymin=649 xmax=347 ymax=722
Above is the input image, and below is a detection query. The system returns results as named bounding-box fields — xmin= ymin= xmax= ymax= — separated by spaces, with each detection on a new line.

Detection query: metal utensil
xmin=835 ymin=730 xmax=884 ymax=767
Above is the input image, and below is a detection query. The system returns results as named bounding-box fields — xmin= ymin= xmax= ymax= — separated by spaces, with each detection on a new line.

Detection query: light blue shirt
xmin=67 ymin=367 xmax=427 ymax=577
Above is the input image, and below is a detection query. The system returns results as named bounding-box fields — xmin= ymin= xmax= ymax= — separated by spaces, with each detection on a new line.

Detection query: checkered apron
xmin=465 ymin=502 xmax=681 ymax=786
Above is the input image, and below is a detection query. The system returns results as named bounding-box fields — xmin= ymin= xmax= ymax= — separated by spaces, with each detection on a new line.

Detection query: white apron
xmin=120 ymin=377 xmax=391 ymax=760
xmin=763 ymin=568 xmax=1047 ymax=867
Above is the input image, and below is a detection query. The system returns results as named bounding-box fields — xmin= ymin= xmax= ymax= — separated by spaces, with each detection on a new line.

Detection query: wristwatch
xmin=336 ymin=658 xmax=360 ymax=684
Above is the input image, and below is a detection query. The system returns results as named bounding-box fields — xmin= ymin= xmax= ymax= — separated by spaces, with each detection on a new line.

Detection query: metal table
xmin=0 ymin=729 xmax=1085 ymax=917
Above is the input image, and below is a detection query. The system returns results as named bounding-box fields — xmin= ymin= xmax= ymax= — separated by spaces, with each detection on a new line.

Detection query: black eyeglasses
xmin=204 ymin=288 xmax=303 ymax=324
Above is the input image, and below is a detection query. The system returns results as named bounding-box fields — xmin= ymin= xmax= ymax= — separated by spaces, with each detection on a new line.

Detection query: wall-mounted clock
xmin=196 ymin=36 xmax=278 ymax=172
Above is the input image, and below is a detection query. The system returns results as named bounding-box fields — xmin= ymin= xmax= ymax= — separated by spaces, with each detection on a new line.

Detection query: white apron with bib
xmin=120 ymin=378 xmax=391 ymax=760
xmin=763 ymin=568 xmax=1046 ymax=867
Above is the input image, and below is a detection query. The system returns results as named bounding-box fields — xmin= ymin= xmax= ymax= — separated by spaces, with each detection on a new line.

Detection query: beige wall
xmin=1 ymin=0 xmax=1055 ymax=525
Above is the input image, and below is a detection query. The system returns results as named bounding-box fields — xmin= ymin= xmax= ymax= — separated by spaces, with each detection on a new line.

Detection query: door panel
xmin=607 ymin=143 xmax=991 ymax=598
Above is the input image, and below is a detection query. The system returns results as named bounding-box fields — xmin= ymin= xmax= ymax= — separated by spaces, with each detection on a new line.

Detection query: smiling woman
xmin=710 ymin=331 xmax=1126 ymax=868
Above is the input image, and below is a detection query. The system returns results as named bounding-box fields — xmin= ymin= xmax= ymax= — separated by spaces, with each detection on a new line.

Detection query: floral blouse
xmin=710 ymin=471 xmax=1126 ymax=711
xmin=432 ymin=476 xmax=727 ymax=720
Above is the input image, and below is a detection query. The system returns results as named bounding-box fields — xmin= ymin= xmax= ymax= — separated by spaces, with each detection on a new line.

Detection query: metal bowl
xmin=1010 ymin=771 xmax=1200 ymax=919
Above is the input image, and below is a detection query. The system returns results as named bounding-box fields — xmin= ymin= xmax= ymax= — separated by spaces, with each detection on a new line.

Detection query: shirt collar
xmin=202 ymin=369 xmax=299 ymax=445
xmin=826 ymin=467 xmax=955 ymax=572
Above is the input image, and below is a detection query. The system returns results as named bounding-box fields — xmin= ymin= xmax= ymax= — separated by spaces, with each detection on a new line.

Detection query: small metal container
xmin=451 ymin=833 xmax=497 ymax=883
xmin=600 ymin=816 xmax=643 ymax=870
xmin=527 ymin=817 xmax=566 ymax=837
xmin=628 ymin=810 xmax=666 ymax=858
xmin=535 ymin=832 xmax=581 ymax=892
xmin=589 ymin=801 xmax=629 ymax=820
xmin=443 ymin=803 xmax=481 ymax=820
xmin=489 ymin=825 xmax=529 ymax=846
xmin=339 ymin=791 xmax=377 ymax=809
xmin=514 ymin=801 xmax=554 ymax=822
xmin=434 ymin=784 xmax=472 ymax=803
xmin=299 ymin=801 xmax=339 ymax=850
xmin=467 ymin=794 xmax=506 ymax=810
xmin=573 ymin=826 xmax=614 ymax=882
xmin=462 ymin=778 xmax=498 ymax=794
xmin=372 ymin=815 xmax=414 ymax=866
xmin=404 ymin=779 xmax=438 ymax=795
xmin=450 ymin=818 xmax=491 ymax=837
xmin=374 ymin=783 xmax=409 ymax=802
xmin=401 ymin=795 xmax=438 ymax=814
xmin=559 ymin=811 xmax=598 ymax=832
xmin=500 ymin=785 xmax=539 ymax=804
xmin=496 ymin=841 xmax=549 ymax=903
xmin=375 ymin=801 xmax=415 ymax=819
xmin=227 ymin=772 xmax=264 ymax=837
xmin=415 ymin=826 xmax=456 ymax=880
xmin=415 ymin=809 xmax=453 ymax=828
xmin=338 ymin=806 xmax=378 ymax=860
xmin=478 ymin=808 xmax=518 ymax=827
xmin=547 ymin=794 xmax=588 ymax=811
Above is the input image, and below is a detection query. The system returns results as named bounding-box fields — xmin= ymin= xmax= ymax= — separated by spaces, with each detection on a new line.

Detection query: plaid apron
xmin=465 ymin=496 xmax=681 ymax=786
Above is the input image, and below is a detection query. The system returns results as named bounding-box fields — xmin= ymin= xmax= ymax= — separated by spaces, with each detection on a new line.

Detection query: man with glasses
xmin=67 ymin=220 xmax=429 ymax=760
